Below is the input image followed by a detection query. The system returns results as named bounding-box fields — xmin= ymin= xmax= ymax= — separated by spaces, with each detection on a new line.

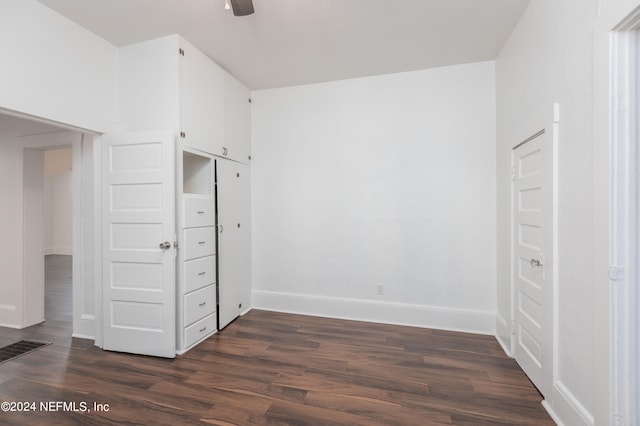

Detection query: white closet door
xmin=102 ymin=131 xmax=176 ymax=358
xmin=217 ymin=160 xmax=251 ymax=329
xmin=512 ymin=125 xmax=554 ymax=396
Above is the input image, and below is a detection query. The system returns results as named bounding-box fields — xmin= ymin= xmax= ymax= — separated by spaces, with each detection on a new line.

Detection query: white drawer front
xmin=184 ymin=285 xmax=216 ymax=326
xmin=184 ymin=197 xmax=215 ymax=228
xmin=184 ymin=256 xmax=216 ymax=293
xmin=184 ymin=313 xmax=216 ymax=348
xmin=183 ymin=227 xmax=216 ymax=260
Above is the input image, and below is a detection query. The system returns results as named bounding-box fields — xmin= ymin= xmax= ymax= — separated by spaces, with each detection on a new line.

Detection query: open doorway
xmin=23 ymin=140 xmax=78 ymax=345
xmin=0 ymin=111 xmax=98 ymax=346
xmin=43 ymin=148 xmax=73 ymax=335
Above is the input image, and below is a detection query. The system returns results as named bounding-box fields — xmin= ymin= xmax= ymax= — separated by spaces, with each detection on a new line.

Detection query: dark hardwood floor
xmin=0 ymin=257 xmax=554 ymax=425
xmin=0 ymin=255 xmax=74 ymax=350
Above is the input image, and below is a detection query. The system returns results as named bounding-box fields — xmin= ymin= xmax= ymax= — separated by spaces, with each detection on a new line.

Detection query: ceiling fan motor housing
xmin=230 ymin=0 xmax=254 ymax=16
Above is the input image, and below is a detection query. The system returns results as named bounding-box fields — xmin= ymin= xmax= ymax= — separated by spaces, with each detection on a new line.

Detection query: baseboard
xmin=0 ymin=304 xmax=19 ymax=328
xmin=74 ymin=314 xmax=95 ymax=340
xmin=252 ymin=290 xmax=496 ymax=335
xmin=45 ymin=247 xmax=72 ymax=256
xmin=542 ymin=400 xmax=565 ymax=426
xmin=71 ymin=333 xmax=94 ymax=340
xmin=495 ymin=313 xmax=512 ymax=357
xmin=543 ymin=380 xmax=594 ymax=426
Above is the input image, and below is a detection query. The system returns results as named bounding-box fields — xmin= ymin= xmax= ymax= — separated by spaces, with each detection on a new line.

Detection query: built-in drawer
xmin=184 ymin=255 xmax=216 ymax=293
xmin=184 ymin=197 xmax=215 ymax=228
xmin=183 ymin=227 xmax=216 ymax=261
xmin=184 ymin=313 xmax=216 ymax=348
xmin=184 ymin=285 xmax=216 ymax=326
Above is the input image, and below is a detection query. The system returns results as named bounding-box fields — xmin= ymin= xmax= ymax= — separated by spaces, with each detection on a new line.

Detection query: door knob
xmin=159 ymin=241 xmax=171 ymax=250
xmin=530 ymin=258 xmax=543 ymax=268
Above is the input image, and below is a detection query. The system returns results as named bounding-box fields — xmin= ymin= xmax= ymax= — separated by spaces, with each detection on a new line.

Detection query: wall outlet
xmin=376 ymin=284 xmax=384 ymax=296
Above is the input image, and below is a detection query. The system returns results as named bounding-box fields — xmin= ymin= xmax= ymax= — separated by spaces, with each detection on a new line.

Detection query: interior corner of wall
xmin=495 ymin=312 xmax=512 ymax=356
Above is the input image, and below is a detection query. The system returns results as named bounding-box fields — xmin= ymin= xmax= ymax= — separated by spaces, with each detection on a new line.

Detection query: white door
xmin=217 ymin=160 xmax=251 ymax=329
xmin=102 ymin=131 xmax=176 ymax=358
xmin=179 ymin=38 xmax=224 ymax=155
xmin=223 ymin=72 xmax=251 ymax=163
xmin=512 ymin=127 xmax=554 ymax=395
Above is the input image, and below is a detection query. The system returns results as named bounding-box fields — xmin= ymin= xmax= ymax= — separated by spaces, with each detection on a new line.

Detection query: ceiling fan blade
xmin=229 ymin=0 xmax=254 ymax=16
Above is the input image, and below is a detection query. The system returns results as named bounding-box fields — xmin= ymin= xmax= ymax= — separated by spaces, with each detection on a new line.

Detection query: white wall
xmin=0 ymin=1 xmax=114 ymax=336
xmin=23 ymin=148 xmax=45 ymax=327
xmin=44 ymin=149 xmax=73 ymax=255
xmin=251 ymin=62 xmax=497 ymax=334
xmin=0 ymin=0 xmax=117 ymax=133
xmin=495 ymin=0 xmax=601 ymax=424
xmin=0 ymin=137 xmax=25 ymax=327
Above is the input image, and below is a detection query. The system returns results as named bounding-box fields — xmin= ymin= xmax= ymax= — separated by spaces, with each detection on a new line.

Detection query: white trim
xmin=542 ymin=400 xmax=564 ymax=426
xmin=71 ymin=333 xmax=95 ymax=340
xmin=0 ymin=323 xmax=21 ymax=329
xmin=609 ymin=11 xmax=640 ymax=426
xmin=44 ymin=248 xmax=73 ymax=256
xmin=252 ymin=290 xmax=496 ymax=335
xmin=495 ymin=313 xmax=512 ymax=357
xmin=92 ymin=134 xmax=103 ymax=348
xmin=544 ymin=381 xmax=594 ymax=426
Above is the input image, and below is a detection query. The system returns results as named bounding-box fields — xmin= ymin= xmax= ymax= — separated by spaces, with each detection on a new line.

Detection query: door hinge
xmin=179 ymin=48 xmax=185 ymax=56
xmin=609 ymin=266 xmax=624 ymax=281
xmin=511 ymin=167 xmax=516 ymax=182
xmin=511 ymin=320 xmax=516 ymax=336
xmin=174 ymin=233 xmax=179 ymax=258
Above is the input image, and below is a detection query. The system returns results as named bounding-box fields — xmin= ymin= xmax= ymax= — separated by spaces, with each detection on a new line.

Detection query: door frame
xmin=19 ymin=131 xmax=97 ymax=338
xmin=509 ymin=103 xmax=559 ymax=401
xmin=609 ymin=11 xmax=640 ymax=425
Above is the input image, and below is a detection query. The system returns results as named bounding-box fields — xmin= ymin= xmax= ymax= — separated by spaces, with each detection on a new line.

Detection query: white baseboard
xmin=252 ymin=290 xmax=496 ymax=335
xmin=0 ymin=304 xmax=19 ymax=328
xmin=542 ymin=380 xmax=594 ymax=426
xmin=71 ymin=333 xmax=94 ymax=340
xmin=45 ymin=247 xmax=72 ymax=256
xmin=495 ymin=313 xmax=512 ymax=357
xmin=73 ymin=314 xmax=95 ymax=340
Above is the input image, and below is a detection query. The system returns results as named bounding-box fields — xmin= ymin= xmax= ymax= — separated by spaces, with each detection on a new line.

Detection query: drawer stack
xmin=181 ymin=195 xmax=217 ymax=349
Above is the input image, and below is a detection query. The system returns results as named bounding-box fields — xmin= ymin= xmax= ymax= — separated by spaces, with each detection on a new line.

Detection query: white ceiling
xmin=37 ymin=0 xmax=528 ymax=90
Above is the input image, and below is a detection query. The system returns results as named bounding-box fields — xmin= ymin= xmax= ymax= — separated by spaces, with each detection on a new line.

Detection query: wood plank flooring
xmin=0 ymin=256 xmax=554 ymax=425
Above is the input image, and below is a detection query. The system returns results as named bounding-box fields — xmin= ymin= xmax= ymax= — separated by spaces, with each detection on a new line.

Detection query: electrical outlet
xmin=376 ymin=284 xmax=384 ymax=296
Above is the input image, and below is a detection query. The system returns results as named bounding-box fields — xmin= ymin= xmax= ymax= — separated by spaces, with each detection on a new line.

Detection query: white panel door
xmin=217 ymin=160 xmax=251 ymax=329
xmin=103 ymin=131 xmax=176 ymax=358
xmin=512 ymin=128 xmax=554 ymax=395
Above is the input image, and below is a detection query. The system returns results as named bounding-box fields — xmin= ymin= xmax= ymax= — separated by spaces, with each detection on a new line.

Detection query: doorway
xmin=43 ymin=148 xmax=73 ymax=334
xmin=18 ymin=124 xmax=97 ymax=342
xmin=22 ymin=142 xmax=76 ymax=335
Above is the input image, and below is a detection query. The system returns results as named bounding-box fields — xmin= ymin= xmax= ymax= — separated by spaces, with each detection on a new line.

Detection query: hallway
xmin=0 ymin=255 xmax=76 ymax=349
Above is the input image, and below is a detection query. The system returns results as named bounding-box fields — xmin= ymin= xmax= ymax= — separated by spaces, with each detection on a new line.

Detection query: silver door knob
xmin=159 ymin=241 xmax=171 ymax=250
xmin=530 ymin=258 xmax=543 ymax=267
